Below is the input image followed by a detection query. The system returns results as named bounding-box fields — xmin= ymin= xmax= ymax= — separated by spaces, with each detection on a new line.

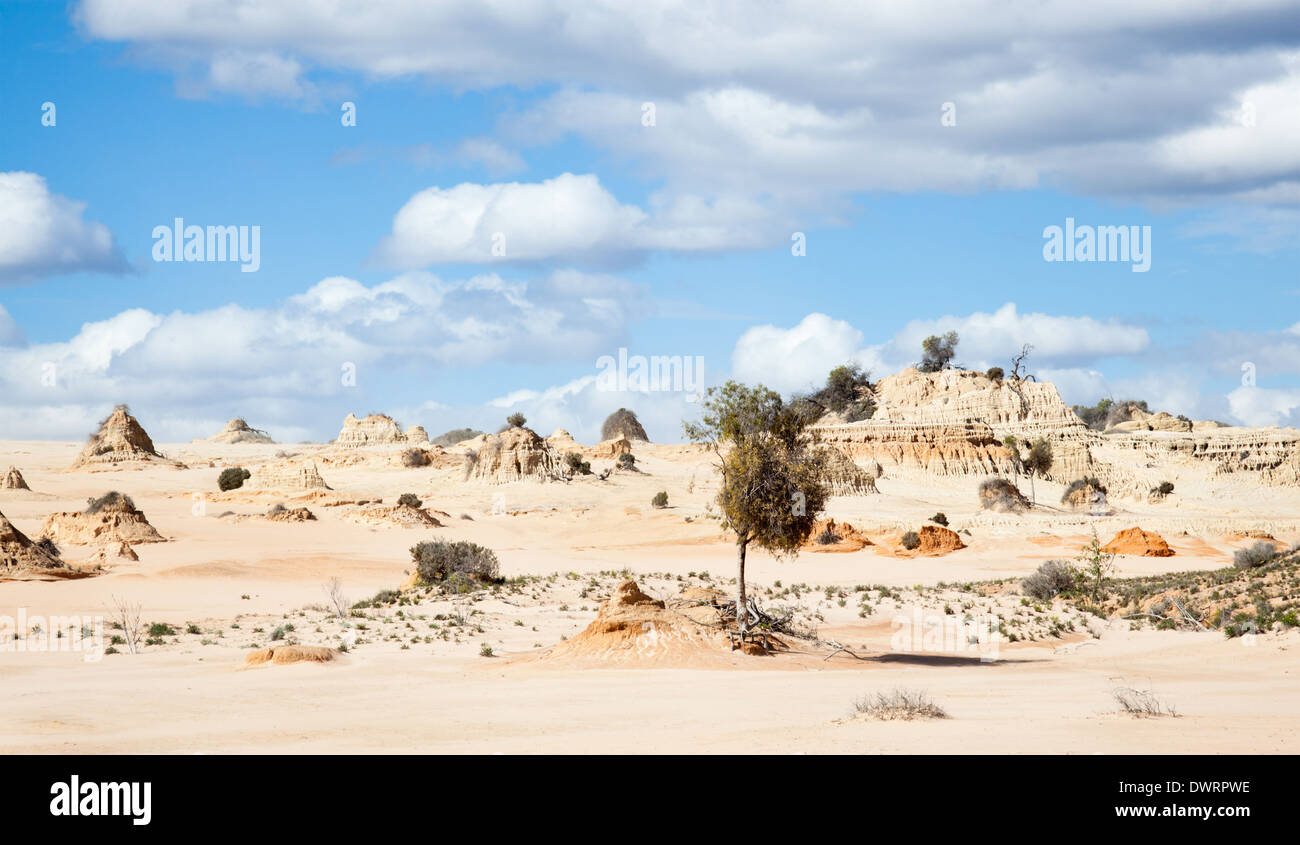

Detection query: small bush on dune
xmin=400 ymin=448 xmax=431 ymax=468
xmin=431 ymin=427 xmax=484 ymax=447
xmin=617 ymin=452 xmax=636 ymax=469
xmin=1022 ymin=559 xmax=1077 ymax=600
xmin=930 ymin=512 xmax=948 ymax=526
xmin=978 ymin=477 xmax=1026 ymax=512
xmin=651 ymin=491 xmax=669 ymax=509
xmin=411 ymin=541 xmax=501 ymax=588
xmin=85 ymin=491 xmax=137 ymax=513
xmin=1234 ymin=541 xmax=1277 ymax=570
xmin=218 ymin=467 xmax=251 ymax=492
xmin=397 ymin=493 xmax=423 ymax=509
xmin=985 ymin=366 xmax=1004 ymax=381
xmin=816 ymin=526 xmax=839 ymax=545
xmin=901 ymin=530 xmax=920 ymax=550
xmin=565 ymin=452 xmax=592 ymax=476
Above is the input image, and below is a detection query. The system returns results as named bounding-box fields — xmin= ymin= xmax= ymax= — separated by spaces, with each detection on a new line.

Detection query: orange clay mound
xmin=245 ymin=645 xmax=337 ymax=666
xmin=916 ymin=524 xmax=965 ymax=554
xmin=1102 ymin=526 xmax=1175 ymax=557
xmin=879 ymin=524 xmax=965 ymax=557
xmin=536 ymin=579 xmax=732 ymax=665
xmin=805 ymin=518 xmax=873 ymax=552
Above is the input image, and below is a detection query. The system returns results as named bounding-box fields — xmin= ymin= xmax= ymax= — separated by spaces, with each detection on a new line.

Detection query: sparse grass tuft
xmin=851 ymin=688 xmax=948 ymax=721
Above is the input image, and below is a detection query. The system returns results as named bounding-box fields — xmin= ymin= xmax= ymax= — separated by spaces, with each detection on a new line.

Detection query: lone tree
xmin=1021 ymin=437 xmax=1054 ymax=504
xmin=505 ymin=412 xmax=527 ymax=429
xmin=684 ymin=381 xmax=828 ymax=634
xmin=917 ymin=331 xmax=959 ymax=373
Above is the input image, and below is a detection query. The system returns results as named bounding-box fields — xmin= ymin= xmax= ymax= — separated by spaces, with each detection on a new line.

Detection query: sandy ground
xmin=2 ymin=438 xmax=1298 ymax=754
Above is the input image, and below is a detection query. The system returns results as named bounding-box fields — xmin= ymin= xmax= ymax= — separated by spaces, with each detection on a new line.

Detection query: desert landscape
xmin=3 ymin=367 xmax=1298 ymax=754
xmin=5 ymin=2 xmax=1299 ymax=777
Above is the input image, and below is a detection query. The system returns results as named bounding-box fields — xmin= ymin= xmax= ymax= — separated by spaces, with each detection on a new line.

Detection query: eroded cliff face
xmin=465 ymin=426 xmax=560 ymax=484
xmin=811 ymin=368 xmax=1300 ymax=497
xmin=335 ymin=413 xmax=410 ymax=447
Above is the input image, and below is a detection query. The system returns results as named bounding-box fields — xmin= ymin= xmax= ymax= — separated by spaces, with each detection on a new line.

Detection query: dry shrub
xmin=852 ymin=689 xmax=948 ymax=721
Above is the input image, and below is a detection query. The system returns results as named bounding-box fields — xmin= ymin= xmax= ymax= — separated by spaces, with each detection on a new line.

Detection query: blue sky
xmin=1 ymin=1 xmax=1297 ymax=442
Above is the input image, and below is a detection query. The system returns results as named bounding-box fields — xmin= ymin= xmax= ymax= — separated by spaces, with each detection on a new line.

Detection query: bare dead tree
xmin=1006 ymin=343 xmax=1038 ymax=419
xmin=324 ymin=578 xmax=350 ymax=619
xmin=110 ymin=595 xmax=143 ymax=654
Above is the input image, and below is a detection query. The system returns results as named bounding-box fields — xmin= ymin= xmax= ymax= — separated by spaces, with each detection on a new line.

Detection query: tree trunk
xmin=736 ymin=537 xmax=749 ymax=634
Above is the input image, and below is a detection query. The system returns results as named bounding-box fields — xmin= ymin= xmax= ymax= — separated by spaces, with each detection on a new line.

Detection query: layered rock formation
xmin=811 ymin=368 xmax=1300 ymax=498
xmin=404 ymin=425 xmax=429 ymax=443
xmin=3 ymin=467 xmax=30 ymax=490
xmin=70 ymin=406 xmax=181 ymax=471
xmin=252 ymin=459 xmax=331 ymax=491
xmin=202 ymin=418 xmax=274 ymax=444
xmin=335 ymin=413 xmax=415 ymax=447
xmin=39 ymin=492 xmax=165 ymax=546
xmin=546 ymin=429 xmax=580 ymax=453
xmin=0 ymin=510 xmax=63 ymax=574
xmin=465 ymin=426 xmax=560 ymax=484
xmin=817 ymin=446 xmax=880 ymax=495
xmin=541 ymin=580 xmax=727 ymax=663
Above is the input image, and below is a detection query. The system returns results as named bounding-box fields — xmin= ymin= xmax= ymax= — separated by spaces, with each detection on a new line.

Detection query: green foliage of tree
xmin=684 ymin=381 xmax=829 ymax=633
xmin=917 ymin=331 xmax=959 ymax=373
xmin=809 ymin=364 xmax=875 ymax=421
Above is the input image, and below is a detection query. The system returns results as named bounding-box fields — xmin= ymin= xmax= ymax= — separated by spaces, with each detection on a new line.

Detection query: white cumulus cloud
xmin=0 ymin=172 xmax=130 ymax=285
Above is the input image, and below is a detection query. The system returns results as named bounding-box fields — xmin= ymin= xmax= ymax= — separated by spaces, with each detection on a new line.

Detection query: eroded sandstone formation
xmin=252 ymin=459 xmax=331 ymax=491
xmin=202 ymin=418 xmax=274 ymax=444
xmin=811 ymin=368 xmax=1300 ymax=499
xmin=70 ymin=406 xmax=181 ymax=471
xmin=465 ymin=426 xmax=560 ymax=484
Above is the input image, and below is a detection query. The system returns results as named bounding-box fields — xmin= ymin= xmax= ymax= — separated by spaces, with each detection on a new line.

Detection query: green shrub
xmin=617 ymin=452 xmax=636 ymax=469
xmin=651 ymin=491 xmax=668 ymax=509
xmin=1234 ymin=541 xmax=1276 ymax=570
xmin=901 ymin=531 xmax=920 ymax=550
xmin=397 ymin=493 xmax=423 ymax=509
xmin=985 ymin=366 xmax=1004 ymax=380
xmin=431 ymin=427 xmax=485 ymax=446
xmin=218 ymin=467 xmax=251 ymax=491
xmin=565 ymin=452 xmax=592 ymax=475
xmin=410 ymin=541 xmax=501 ymax=587
xmin=85 ymin=491 xmax=136 ymax=513
xmin=400 ymin=448 xmax=431 ymax=467
xmin=1022 ymin=559 xmax=1076 ymax=600
xmin=930 ymin=512 xmax=948 ymax=526
xmin=148 ymin=622 xmax=175 ymax=638
xmin=505 ymin=412 xmax=527 ymax=428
